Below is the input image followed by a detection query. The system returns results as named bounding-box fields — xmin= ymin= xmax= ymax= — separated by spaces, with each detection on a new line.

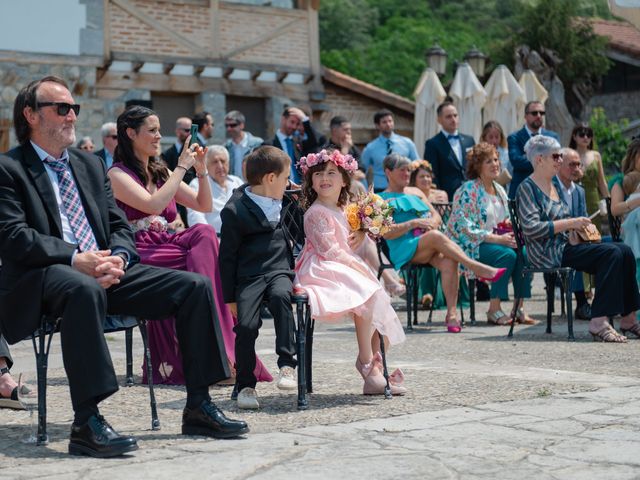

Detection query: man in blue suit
xmin=424 ymin=101 xmax=475 ymax=200
xmin=553 ymin=148 xmax=591 ymax=320
xmin=508 ymin=101 xmax=560 ymax=198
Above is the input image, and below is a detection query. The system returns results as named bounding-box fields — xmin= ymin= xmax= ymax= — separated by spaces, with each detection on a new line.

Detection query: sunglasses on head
xmin=527 ymin=110 xmax=545 ymax=116
xmin=577 ymin=129 xmax=592 ymax=138
xmin=36 ymin=102 xmax=80 ymax=116
xmin=225 ymin=122 xmax=239 ymax=128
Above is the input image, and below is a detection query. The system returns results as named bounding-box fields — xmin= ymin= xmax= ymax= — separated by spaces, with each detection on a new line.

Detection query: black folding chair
xmin=508 ymin=199 xmax=575 ymax=340
xmin=29 ymin=315 xmax=158 ymax=445
xmin=282 ymin=191 xmax=395 ymax=406
xmin=606 ymin=197 xmax=622 ymax=242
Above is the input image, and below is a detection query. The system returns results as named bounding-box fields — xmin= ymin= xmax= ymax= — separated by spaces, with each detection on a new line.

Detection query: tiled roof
xmin=590 ymin=18 xmax=640 ymax=58
xmin=322 ymin=67 xmax=415 ymax=113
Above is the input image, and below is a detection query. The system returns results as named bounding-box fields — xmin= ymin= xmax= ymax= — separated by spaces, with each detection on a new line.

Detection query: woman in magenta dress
xmin=294 ymin=150 xmax=406 ymax=396
xmin=108 ymin=106 xmax=271 ymax=385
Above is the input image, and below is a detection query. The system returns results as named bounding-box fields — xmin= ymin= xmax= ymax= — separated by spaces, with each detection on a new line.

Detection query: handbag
xmin=575 ymin=223 xmax=602 ymax=243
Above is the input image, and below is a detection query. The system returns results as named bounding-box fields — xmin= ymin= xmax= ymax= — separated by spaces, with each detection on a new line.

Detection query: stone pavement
xmin=2 ymin=279 xmax=640 ymax=479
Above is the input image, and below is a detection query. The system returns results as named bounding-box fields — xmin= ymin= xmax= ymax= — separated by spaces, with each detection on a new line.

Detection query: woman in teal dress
xmin=380 ymin=154 xmax=505 ymax=332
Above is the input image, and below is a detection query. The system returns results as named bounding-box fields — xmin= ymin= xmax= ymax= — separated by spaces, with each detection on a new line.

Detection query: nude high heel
xmin=355 ymin=353 xmax=407 ymax=396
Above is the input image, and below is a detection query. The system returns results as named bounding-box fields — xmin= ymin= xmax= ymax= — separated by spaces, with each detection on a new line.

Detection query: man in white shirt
xmin=188 ymin=146 xmax=243 ymax=233
xmin=223 ymin=111 xmax=263 ymax=180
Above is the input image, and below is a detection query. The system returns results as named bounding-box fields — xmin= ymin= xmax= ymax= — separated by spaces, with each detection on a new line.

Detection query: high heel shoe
xmin=355 ymin=354 xmax=407 ymax=396
xmin=477 ymin=267 xmax=507 ymax=284
xmin=445 ymin=316 xmax=461 ymax=333
xmin=620 ymin=323 xmax=640 ymax=339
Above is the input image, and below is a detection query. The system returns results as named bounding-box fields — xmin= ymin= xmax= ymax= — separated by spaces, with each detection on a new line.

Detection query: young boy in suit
xmin=219 ymin=146 xmax=297 ymax=409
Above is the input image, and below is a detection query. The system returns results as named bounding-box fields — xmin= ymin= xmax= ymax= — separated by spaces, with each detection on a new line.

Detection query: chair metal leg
xmin=403 ymin=269 xmax=413 ymax=331
xmin=305 ymin=315 xmax=314 ymax=394
xmin=378 ymin=333 xmax=392 ymax=399
xmin=427 ymin=269 xmax=438 ymax=325
xmin=138 ymin=320 xmax=160 ymax=430
xmin=468 ymin=279 xmax=476 ymax=325
xmin=560 ymin=283 xmax=566 ymax=319
xmin=295 ymin=299 xmax=309 ymax=410
xmin=545 ymin=273 xmax=555 ymax=334
xmin=32 ymin=327 xmax=52 ymax=445
xmin=125 ymin=327 xmax=134 ymax=386
xmin=562 ymin=272 xmax=575 ymax=341
xmin=508 ymin=297 xmax=519 ymax=338
xmin=412 ymin=267 xmax=419 ymax=326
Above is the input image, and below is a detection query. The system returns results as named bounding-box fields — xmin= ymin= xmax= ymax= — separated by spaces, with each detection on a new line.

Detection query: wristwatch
xmin=115 ymin=252 xmax=129 ymax=271
xmin=0 ymin=366 xmax=9 ymax=376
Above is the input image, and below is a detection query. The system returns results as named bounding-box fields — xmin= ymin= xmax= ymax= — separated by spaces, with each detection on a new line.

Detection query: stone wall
xmin=585 ymin=90 xmax=640 ymax=123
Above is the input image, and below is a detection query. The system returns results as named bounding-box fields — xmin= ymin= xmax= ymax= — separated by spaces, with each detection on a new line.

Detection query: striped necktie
xmin=44 ymin=157 xmax=99 ymax=252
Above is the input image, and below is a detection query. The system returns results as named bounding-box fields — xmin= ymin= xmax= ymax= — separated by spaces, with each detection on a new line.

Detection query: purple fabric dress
xmin=112 ymin=163 xmax=273 ymax=385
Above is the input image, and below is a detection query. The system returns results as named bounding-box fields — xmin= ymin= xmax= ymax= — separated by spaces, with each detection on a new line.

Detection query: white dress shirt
xmin=187 ymin=174 xmax=243 ymax=232
xmin=245 ymin=186 xmax=282 ymax=223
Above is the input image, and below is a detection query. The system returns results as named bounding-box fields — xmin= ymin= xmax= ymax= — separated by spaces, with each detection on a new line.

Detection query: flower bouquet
xmin=345 ymin=191 xmax=394 ymax=238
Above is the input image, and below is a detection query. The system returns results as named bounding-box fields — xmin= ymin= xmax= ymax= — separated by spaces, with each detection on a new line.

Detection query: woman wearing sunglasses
xmin=517 ymin=135 xmax=640 ymax=343
xmin=569 ymin=124 xmax=608 ymax=231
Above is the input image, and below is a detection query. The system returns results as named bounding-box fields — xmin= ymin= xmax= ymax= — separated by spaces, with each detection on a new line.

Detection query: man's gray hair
xmin=524 ymin=135 xmax=561 ymax=163
xmin=100 ymin=122 xmax=116 ymax=138
xmin=206 ymin=145 xmax=229 ymax=162
xmin=224 ymin=110 xmax=245 ymax=124
xmin=383 ymin=153 xmax=411 ymax=171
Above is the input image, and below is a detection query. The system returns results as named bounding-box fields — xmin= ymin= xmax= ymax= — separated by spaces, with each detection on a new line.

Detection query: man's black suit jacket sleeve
xmin=218 ymin=197 xmax=241 ymax=303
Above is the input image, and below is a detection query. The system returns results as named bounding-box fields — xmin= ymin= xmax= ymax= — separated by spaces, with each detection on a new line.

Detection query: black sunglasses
xmin=106 ymin=135 xmax=118 ymax=140
xmin=527 ymin=110 xmax=545 ymax=116
xmin=577 ymin=130 xmax=592 ymax=138
xmin=36 ymin=102 xmax=80 ymax=116
xmin=225 ymin=122 xmax=239 ymax=128
xmin=551 ymin=153 xmax=563 ymax=161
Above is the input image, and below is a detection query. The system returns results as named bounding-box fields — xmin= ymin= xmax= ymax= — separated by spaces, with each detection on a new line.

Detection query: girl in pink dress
xmin=108 ymin=106 xmax=271 ymax=385
xmin=294 ymin=150 xmax=406 ymax=395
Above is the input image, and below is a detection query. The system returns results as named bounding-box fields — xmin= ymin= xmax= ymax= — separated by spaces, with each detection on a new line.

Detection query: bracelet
xmin=175 ymin=165 xmax=188 ymax=173
xmin=196 ymin=171 xmax=206 ymax=179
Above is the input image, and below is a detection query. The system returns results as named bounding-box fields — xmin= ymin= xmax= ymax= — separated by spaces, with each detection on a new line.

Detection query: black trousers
xmin=41 ymin=263 xmax=229 ymax=410
xmin=235 ymin=273 xmax=296 ymax=390
xmin=0 ymin=335 xmax=12 ymax=369
xmin=562 ymin=242 xmax=640 ymax=318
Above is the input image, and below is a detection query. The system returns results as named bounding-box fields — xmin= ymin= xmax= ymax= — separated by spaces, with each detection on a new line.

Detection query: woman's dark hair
xmin=466 ymin=142 xmax=499 ymax=180
xmin=568 ymin=123 xmax=594 ymax=150
xmin=114 ymin=105 xmax=168 ymax=186
xmin=301 ymin=157 xmax=352 ymax=210
xmin=245 ymin=146 xmax=290 ymax=185
xmin=480 ymin=120 xmax=507 ymax=149
xmin=622 ymin=138 xmax=640 ymax=175
xmin=13 ymin=75 xmax=69 ymax=145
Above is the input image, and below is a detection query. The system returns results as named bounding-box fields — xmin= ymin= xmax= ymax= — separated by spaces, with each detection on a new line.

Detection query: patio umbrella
xmin=413 ymin=68 xmax=447 ymax=156
xmin=518 ymin=69 xmax=548 ymax=125
xmin=449 ymin=62 xmax=487 ymax=141
xmin=483 ymin=65 xmax=526 ymax=137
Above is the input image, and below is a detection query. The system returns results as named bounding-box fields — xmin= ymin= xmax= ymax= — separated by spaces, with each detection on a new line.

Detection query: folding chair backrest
xmin=508 ymin=198 xmax=528 ymax=267
xmin=432 ymin=202 xmax=453 ymax=231
xmin=606 ymin=197 xmax=622 ymax=242
xmin=281 ymin=189 xmax=306 ymax=258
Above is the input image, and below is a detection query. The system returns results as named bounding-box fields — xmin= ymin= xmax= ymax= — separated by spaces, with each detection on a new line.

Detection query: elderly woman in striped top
xmin=516 ymin=135 xmax=640 ymax=343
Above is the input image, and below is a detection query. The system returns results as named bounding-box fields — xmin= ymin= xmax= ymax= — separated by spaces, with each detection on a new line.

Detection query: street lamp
xmin=464 ymin=45 xmax=487 ymax=78
xmin=426 ymin=42 xmax=448 ymax=77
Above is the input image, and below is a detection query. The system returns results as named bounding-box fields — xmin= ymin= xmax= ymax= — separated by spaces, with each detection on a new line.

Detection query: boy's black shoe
xmin=574 ymin=303 xmax=592 ymax=320
xmin=182 ymin=400 xmax=249 ymax=438
xmin=69 ymin=415 xmax=138 ymax=458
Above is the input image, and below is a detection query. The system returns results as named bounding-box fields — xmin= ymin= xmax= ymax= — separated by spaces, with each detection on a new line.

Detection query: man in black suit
xmin=507 ymin=100 xmax=560 ymax=198
xmin=161 ymin=116 xmax=193 ymax=226
xmin=94 ymin=121 xmax=117 ymax=168
xmin=424 ymin=101 xmax=475 ymax=200
xmin=0 ymin=76 xmax=248 ymax=458
xmin=264 ymin=106 xmax=322 ymax=185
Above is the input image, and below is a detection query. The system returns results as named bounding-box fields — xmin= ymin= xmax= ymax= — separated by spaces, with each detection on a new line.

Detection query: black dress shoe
xmin=69 ymin=415 xmax=138 ymax=458
xmin=574 ymin=303 xmax=592 ymax=320
xmin=182 ymin=400 xmax=249 ymax=438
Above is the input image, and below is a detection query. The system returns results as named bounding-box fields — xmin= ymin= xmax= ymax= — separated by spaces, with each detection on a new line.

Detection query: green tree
xmin=590 ymin=107 xmax=630 ymax=170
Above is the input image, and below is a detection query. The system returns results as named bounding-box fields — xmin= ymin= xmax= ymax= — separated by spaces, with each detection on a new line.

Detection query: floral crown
xmin=409 ymin=159 xmax=433 ymax=172
xmin=298 ymin=149 xmax=358 ymax=174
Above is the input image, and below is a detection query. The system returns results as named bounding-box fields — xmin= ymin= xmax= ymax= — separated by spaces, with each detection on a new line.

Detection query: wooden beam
xmin=163 ymin=63 xmax=175 ymax=75
xmin=250 ymin=69 xmax=262 ymax=81
xmin=304 ymin=73 xmax=314 ymax=84
xmin=111 ymin=0 xmax=211 ymax=58
xmin=222 ymin=67 xmax=234 ymax=79
xmin=222 ymin=18 xmax=299 ymax=60
xmin=276 ymin=71 xmax=288 ymax=83
xmin=193 ymin=65 xmax=205 ymax=77
xmin=132 ymin=61 xmax=144 ymax=73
